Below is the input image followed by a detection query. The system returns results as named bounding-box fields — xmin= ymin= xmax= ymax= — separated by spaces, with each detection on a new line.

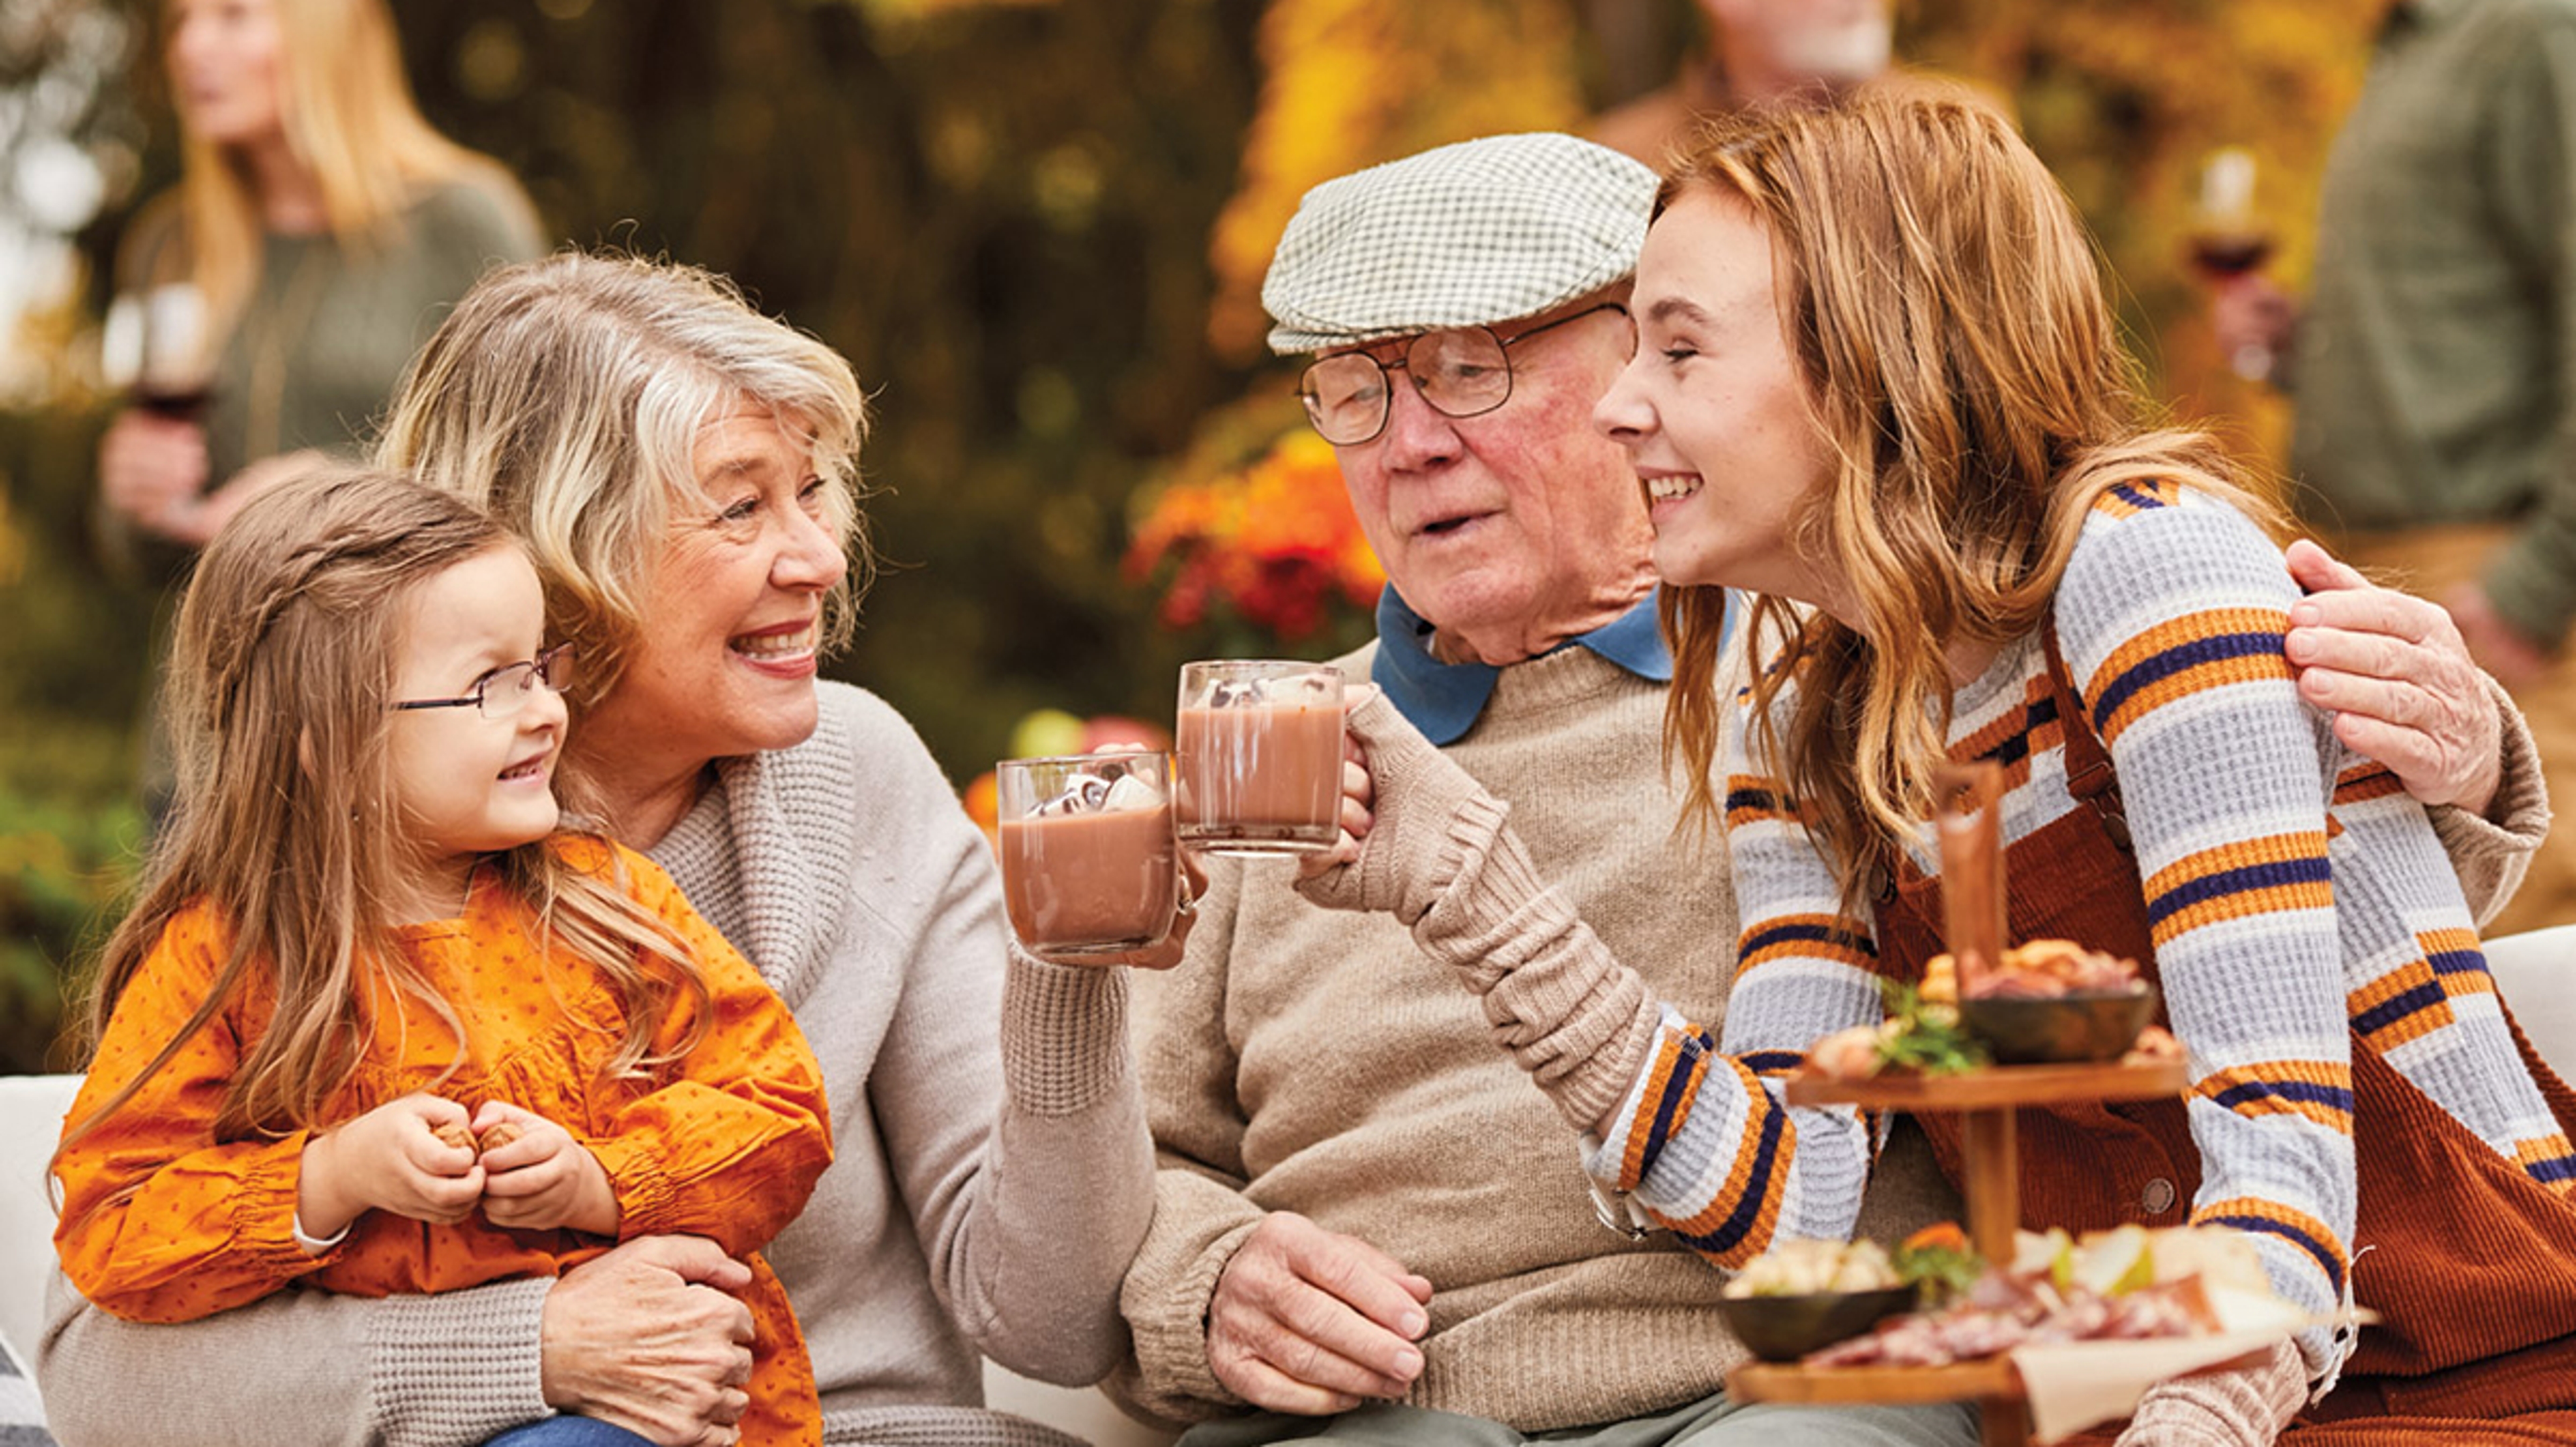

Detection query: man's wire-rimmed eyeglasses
xmin=1296 ymin=302 xmax=1635 ymax=447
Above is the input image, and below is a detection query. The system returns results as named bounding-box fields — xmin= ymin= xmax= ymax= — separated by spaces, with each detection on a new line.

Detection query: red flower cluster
xmin=1126 ymin=431 xmax=1385 ymax=642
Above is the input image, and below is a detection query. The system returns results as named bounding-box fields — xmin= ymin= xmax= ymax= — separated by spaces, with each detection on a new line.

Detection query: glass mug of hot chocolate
xmin=996 ymin=751 xmax=1180 ymax=955
xmin=1174 ymin=660 xmax=1344 ymax=857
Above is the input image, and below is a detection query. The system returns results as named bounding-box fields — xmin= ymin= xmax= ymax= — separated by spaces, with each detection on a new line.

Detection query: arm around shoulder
xmin=39 ymin=1261 xmax=552 ymax=1447
xmin=2430 ymin=672 xmax=2549 ymax=930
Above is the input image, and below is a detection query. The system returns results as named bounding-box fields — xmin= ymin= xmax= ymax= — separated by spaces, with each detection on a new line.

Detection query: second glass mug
xmin=996 ymin=750 xmax=1179 ymax=955
xmin=1173 ymin=659 xmax=1346 ymax=857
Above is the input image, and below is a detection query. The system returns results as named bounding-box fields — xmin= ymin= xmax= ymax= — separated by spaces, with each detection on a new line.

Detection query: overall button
xmin=2141 ymin=1177 xmax=2178 ymax=1215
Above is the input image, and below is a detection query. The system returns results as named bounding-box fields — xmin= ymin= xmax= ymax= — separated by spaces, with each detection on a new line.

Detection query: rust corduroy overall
xmin=1870 ymin=642 xmax=2576 ymax=1443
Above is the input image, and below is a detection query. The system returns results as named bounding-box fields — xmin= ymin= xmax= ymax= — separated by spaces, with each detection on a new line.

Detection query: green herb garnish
xmin=1890 ymin=1223 xmax=1985 ymax=1306
xmin=1875 ymin=980 xmax=1990 ymax=1076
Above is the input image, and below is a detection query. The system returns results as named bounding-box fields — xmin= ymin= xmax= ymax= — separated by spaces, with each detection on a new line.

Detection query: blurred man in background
xmin=2214 ymin=0 xmax=2576 ymax=931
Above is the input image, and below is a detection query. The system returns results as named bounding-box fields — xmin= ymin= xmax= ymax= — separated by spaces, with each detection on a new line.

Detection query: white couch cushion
xmin=0 ymin=1075 xmax=78 ymax=1442
xmin=0 ymin=1077 xmax=78 ymax=1373
xmin=2489 ymin=924 xmax=2576 ymax=1080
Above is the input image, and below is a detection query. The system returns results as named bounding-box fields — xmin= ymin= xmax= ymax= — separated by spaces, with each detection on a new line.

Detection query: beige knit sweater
xmin=1114 ymin=644 xmax=1961 ymax=1431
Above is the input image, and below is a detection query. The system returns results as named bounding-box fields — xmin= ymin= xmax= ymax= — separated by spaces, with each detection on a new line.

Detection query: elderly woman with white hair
xmin=41 ymin=253 xmax=1167 ymax=1447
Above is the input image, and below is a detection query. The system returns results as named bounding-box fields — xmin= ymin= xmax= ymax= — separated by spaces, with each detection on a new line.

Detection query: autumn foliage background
xmin=1 ymin=0 xmax=2383 ymax=1066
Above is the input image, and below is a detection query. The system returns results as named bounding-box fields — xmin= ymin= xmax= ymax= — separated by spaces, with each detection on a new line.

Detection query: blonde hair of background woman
xmin=54 ymin=468 xmax=706 ymax=1207
xmin=1657 ymin=85 xmax=2286 ymax=912
xmin=374 ymin=252 xmax=873 ymax=718
xmin=155 ymin=0 xmax=516 ymax=328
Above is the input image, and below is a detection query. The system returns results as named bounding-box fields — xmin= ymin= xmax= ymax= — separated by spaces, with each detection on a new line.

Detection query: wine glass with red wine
xmin=100 ymin=282 xmax=214 ymax=423
xmin=2186 ymin=148 xmax=2278 ymax=382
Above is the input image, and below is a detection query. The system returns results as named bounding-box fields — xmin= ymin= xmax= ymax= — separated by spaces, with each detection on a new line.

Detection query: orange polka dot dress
xmin=54 ymin=838 xmax=833 ymax=1445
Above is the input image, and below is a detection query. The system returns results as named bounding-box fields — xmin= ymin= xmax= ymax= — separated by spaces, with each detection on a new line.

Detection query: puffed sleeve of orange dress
xmin=52 ymin=902 xmax=331 ymax=1323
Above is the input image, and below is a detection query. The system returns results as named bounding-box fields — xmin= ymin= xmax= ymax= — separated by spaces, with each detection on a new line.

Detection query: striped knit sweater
xmin=1592 ymin=483 xmax=2575 ymax=1383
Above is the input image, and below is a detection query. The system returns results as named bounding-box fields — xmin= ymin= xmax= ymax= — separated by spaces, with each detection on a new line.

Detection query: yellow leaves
xmin=1208 ymin=0 xmax=1591 ymax=358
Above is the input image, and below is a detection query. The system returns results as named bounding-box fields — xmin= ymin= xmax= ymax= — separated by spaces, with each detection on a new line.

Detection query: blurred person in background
xmin=1590 ymin=0 xmax=1894 ymax=164
xmin=96 ymin=0 xmax=542 ymax=821
xmin=2214 ymin=0 xmax=2576 ymax=932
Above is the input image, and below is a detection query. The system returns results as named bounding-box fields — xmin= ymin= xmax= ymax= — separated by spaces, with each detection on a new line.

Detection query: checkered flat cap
xmin=1263 ymin=132 xmax=1658 ymax=356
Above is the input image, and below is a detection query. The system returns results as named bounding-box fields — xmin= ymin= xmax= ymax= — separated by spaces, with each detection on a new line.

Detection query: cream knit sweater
xmin=1114 ymin=644 xmax=1961 ymax=1432
xmin=40 ymin=684 xmax=1153 ymax=1447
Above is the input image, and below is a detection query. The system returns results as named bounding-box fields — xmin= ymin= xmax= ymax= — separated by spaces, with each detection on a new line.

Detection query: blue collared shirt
xmin=1369 ymin=586 xmax=1701 ymax=745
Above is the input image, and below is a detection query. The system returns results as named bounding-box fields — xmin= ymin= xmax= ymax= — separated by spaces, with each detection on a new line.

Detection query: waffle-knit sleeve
xmin=2055 ymin=482 xmax=2355 ymax=1379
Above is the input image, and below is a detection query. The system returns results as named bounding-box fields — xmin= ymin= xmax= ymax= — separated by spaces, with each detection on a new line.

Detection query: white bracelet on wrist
xmin=291 ymin=1210 xmax=351 ymax=1256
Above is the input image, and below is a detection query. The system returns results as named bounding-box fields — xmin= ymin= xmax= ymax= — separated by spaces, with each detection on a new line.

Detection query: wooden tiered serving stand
xmin=1725 ymin=1057 xmax=2188 ymax=1446
xmin=1723 ymin=763 xmax=2192 ymax=1446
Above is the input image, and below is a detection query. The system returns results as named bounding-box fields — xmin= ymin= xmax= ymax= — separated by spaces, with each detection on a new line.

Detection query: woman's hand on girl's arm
xmin=298 ymin=1092 xmax=484 ymax=1238
xmin=539 ymin=1236 xmax=758 ymax=1446
xmin=474 ymin=1101 xmax=621 ymax=1236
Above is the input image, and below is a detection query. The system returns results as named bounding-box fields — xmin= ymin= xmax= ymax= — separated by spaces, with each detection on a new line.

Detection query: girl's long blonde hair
xmin=147 ymin=0 xmax=513 ymax=327
xmin=1659 ymin=85 xmax=2284 ymax=912
xmin=56 ymin=469 xmax=706 ymax=1186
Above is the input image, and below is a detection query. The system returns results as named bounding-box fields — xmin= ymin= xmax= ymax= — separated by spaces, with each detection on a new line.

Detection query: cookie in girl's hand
xmin=432 ymin=1121 xmax=477 ymax=1154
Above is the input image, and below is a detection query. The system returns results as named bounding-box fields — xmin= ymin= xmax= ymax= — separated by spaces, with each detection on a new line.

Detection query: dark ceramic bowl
xmin=1959 ymin=986 xmax=2157 ymax=1065
xmin=1714 ymin=1285 xmax=1919 ymax=1362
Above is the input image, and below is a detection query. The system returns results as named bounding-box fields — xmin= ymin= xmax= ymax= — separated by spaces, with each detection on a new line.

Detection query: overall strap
xmin=2042 ymin=623 xmax=2131 ymax=853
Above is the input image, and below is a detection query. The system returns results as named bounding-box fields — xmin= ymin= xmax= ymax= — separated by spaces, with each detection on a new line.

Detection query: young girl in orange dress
xmin=50 ymin=468 xmax=833 ymax=1446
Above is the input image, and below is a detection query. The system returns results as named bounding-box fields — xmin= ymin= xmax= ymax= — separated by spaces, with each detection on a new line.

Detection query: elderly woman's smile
xmin=578 ymin=403 xmax=847 ymax=784
xmin=732 ymin=617 xmax=821 ymax=668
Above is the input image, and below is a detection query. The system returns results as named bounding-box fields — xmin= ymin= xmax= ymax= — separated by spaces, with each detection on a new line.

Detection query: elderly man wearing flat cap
xmin=1112 ymin=133 xmax=2545 ymax=1447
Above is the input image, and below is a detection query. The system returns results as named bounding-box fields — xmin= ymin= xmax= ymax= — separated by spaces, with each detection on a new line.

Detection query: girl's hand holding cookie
xmin=472 ymin=1100 xmax=621 ymax=1236
xmin=298 ymin=1092 xmax=486 ymax=1239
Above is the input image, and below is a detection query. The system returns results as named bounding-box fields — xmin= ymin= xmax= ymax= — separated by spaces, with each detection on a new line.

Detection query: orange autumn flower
xmin=1126 ymin=428 xmax=1385 ymax=643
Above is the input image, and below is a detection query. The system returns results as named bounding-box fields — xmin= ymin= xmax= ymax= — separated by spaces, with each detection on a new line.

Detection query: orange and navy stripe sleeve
xmin=1576 ymin=692 xmax=1887 ymax=1269
xmin=2057 ymin=487 xmax=2357 ymax=1366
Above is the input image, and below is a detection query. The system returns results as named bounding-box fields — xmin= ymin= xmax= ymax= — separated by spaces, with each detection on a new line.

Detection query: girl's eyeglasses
xmin=391 ymin=645 xmax=576 ymax=722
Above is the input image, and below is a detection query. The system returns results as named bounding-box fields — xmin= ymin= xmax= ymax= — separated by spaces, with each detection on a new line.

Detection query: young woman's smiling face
xmin=1593 ymin=185 xmax=1843 ymax=609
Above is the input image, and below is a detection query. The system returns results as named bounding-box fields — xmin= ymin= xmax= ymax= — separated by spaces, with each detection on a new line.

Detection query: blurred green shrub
xmin=0 ymin=788 xmax=140 ymax=1073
